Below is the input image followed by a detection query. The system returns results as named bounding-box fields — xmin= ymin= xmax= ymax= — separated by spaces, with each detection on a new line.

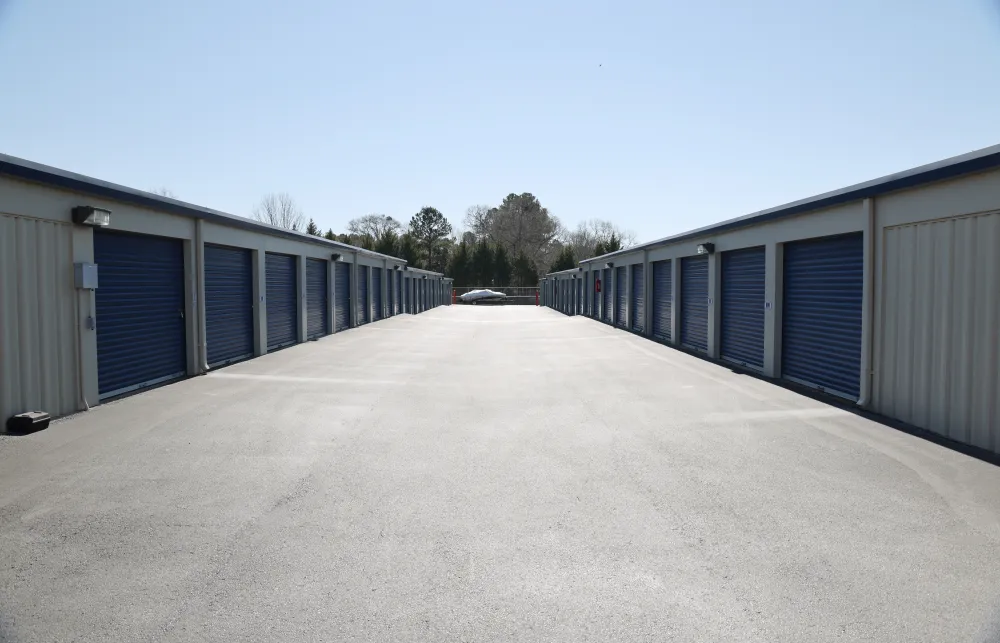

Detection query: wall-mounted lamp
xmin=422 ymin=275 xmax=427 ymax=280
xmin=605 ymin=262 xmax=614 ymax=269
xmin=394 ymin=265 xmax=401 ymax=270
xmin=72 ymin=206 xmax=111 ymax=227
xmin=696 ymin=243 xmax=715 ymax=255
xmin=331 ymin=253 xmax=342 ymax=262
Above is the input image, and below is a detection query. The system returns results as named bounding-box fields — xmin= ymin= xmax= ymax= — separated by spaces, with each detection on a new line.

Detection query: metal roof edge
xmin=0 ymin=153 xmax=406 ymax=263
xmin=578 ymin=142 xmax=1000 ymax=265
xmin=542 ymin=267 xmax=584 ymax=278
xmin=402 ymin=266 xmax=445 ymax=277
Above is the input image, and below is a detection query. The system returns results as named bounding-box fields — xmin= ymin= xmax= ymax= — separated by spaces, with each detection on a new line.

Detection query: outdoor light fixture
xmin=696 ymin=243 xmax=715 ymax=255
xmin=71 ymin=206 xmax=111 ymax=227
xmin=394 ymin=265 xmax=401 ymax=270
xmin=331 ymin=253 xmax=342 ymax=262
xmin=605 ymin=262 xmax=614 ymax=268
xmin=422 ymin=275 xmax=427 ymax=280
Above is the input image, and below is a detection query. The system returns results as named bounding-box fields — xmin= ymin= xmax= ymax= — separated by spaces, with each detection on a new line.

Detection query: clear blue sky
xmin=2 ymin=0 xmax=999 ymax=242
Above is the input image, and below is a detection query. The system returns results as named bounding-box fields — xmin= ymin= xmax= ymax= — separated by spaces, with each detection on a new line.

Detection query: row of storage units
xmin=542 ymin=143 xmax=1000 ymax=457
xmin=0 ymin=153 xmax=451 ymax=424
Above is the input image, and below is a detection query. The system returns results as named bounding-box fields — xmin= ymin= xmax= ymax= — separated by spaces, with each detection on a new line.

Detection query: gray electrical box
xmin=74 ymin=262 xmax=98 ymax=289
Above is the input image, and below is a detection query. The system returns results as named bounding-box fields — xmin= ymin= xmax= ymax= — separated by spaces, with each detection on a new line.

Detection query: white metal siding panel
xmin=0 ymin=214 xmax=78 ymax=422
xmin=876 ymin=211 xmax=1000 ymax=453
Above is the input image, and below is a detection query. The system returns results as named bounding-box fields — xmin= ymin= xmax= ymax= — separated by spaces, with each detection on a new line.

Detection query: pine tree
xmin=549 ymin=246 xmax=576 ymax=273
xmin=471 ymin=239 xmax=494 ymax=285
xmin=447 ymin=241 xmax=473 ymax=286
xmin=512 ymin=250 xmax=538 ymax=287
xmin=493 ymin=243 xmax=512 ymax=287
xmin=305 ymin=218 xmax=321 ymax=236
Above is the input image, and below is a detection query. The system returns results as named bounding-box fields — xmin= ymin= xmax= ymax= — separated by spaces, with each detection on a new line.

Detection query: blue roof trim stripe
xmin=578 ymin=143 xmax=1000 ymax=265
xmin=0 ymin=153 xmax=406 ymax=263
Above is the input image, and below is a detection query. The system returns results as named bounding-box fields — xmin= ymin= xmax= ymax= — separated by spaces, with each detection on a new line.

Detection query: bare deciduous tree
xmin=463 ymin=205 xmax=494 ymax=242
xmin=465 ymin=195 xmax=561 ymax=275
xmin=150 ymin=187 xmax=177 ymax=198
xmin=252 ymin=192 xmax=305 ymax=232
xmin=565 ymin=219 xmax=637 ymax=260
xmin=347 ymin=214 xmax=402 ymax=241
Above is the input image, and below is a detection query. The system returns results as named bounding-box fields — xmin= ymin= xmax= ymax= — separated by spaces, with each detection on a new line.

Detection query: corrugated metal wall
xmin=876 ymin=211 xmax=1000 ymax=453
xmin=0 ymin=214 xmax=79 ymax=422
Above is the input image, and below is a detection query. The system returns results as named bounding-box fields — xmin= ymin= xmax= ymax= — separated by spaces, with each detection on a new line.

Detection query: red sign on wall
xmin=595 ymin=278 xmax=602 ymax=293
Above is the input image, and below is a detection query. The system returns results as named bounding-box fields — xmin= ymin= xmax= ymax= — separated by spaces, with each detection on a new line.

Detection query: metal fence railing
xmin=452 ymin=286 xmax=539 ymax=305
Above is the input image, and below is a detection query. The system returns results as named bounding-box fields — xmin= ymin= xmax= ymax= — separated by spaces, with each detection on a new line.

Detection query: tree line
xmin=249 ymin=191 xmax=636 ymax=286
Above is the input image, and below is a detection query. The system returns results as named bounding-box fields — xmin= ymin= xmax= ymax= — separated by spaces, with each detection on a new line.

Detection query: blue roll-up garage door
xmin=205 ymin=244 xmax=254 ymax=368
xmin=615 ymin=266 xmax=627 ymax=327
xmin=387 ymin=270 xmax=395 ymax=316
xmin=95 ymin=230 xmax=186 ymax=398
xmin=265 ymin=253 xmax=297 ymax=351
xmin=602 ymin=269 xmax=612 ymax=323
xmin=334 ymin=262 xmax=350 ymax=332
xmin=652 ymin=260 xmax=671 ymax=342
xmin=721 ymin=246 xmax=765 ymax=370
xmin=396 ymin=272 xmax=403 ymax=314
xmin=306 ymin=258 xmax=329 ymax=339
xmin=631 ymin=265 xmax=644 ymax=333
xmin=587 ymin=273 xmax=594 ymax=317
xmin=372 ymin=267 xmax=383 ymax=321
xmin=681 ymin=255 xmax=709 ymax=352
xmin=782 ymin=233 xmax=864 ymax=399
xmin=358 ymin=266 xmax=370 ymax=324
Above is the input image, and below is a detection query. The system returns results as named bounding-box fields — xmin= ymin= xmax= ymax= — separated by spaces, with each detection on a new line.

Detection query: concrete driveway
xmin=2 ymin=306 xmax=999 ymax=642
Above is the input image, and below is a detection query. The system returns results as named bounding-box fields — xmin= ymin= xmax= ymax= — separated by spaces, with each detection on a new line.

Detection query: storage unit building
xmin=0 ymin=152 xmax=446 ymax=425
xmin=542 ymin=142 xmax=1000 ymax=456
